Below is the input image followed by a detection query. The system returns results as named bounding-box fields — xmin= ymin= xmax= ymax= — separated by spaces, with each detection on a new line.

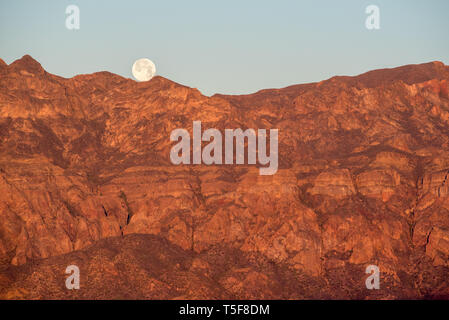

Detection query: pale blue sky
xmin=1 ymin=0 xmax=448 ymax=95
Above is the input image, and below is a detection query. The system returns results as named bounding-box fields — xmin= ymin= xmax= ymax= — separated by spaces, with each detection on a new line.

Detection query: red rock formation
xmin=0 ymin=55 xmax=449 ymax=299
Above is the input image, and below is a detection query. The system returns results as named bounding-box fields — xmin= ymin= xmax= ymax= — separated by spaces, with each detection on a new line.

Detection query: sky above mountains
xmin=1 ymin=0 xmax=448 ymax=95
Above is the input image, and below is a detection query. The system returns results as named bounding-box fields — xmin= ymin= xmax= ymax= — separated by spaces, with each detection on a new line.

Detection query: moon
xmin=132 ymin=58 xmax=156 ymax=82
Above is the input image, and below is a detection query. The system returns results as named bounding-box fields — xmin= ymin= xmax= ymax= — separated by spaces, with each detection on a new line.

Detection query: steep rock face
xmin=1 ymin=56 xmax=449 ymax=298
xmin=422 ymin=170 xmax=449 ymax=197
xmin=309 ymin=169 xmax=355 ymax=198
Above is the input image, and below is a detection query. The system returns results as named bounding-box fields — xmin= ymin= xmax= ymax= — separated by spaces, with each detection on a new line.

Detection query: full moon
xmin=132 ymin=58 xmax=156 ymax=82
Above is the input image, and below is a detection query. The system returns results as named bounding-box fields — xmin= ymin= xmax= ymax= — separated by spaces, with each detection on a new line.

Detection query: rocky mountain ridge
xmin=0 ymin=56 xmax=448 ymax=298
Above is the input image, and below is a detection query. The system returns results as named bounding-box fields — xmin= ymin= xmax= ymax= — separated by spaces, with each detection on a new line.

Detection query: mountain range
xmin=0 ymin=55 xmax=448 ymax=299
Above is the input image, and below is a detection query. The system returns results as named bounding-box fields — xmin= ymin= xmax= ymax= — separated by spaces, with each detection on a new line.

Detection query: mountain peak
xmin=323 ymin=61 xmax=449 ymax=89
xmin=431 ymin=60 xmax=445 ymax=67
xmin=9 ymin=55 xmax=45 ymax=74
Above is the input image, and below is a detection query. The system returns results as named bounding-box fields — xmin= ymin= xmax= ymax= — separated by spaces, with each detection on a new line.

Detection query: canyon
xmin=0 ymin=55 xmax=448 ymax=299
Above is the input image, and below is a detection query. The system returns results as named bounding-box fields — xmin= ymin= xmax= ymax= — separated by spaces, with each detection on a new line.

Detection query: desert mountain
xmin=0 ymin=56 xmax=448 ymax=299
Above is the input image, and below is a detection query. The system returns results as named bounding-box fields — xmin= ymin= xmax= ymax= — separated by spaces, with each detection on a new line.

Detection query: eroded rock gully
xmin=0 ymin=56 xmax=448 ymax=299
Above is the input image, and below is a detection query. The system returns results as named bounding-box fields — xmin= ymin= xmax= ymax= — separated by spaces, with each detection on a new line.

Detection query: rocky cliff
xmin=0 ymin=56 xmax=448 ymax=299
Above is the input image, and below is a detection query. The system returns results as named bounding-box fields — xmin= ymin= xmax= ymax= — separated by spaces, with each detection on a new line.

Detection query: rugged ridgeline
xmin=0 ymin=56 xmax=449 ymax=299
